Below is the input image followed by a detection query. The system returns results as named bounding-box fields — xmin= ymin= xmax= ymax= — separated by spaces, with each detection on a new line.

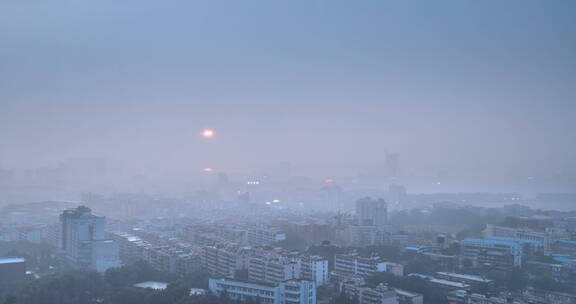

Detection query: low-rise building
xmin=407 ymin=273 xmax=470 ymax=291
xmin=341 ymin=281 xmax=398 ymax=304
xmin=202 ymin=244 xmax=251 ymax=277
xmin=421 ymin=252 xmax=457 ymax=271
xmin=522 ymin=287 xmax=576 ymax=304
xmin=334 ymin=253 xmax=403 ymax=278
xmin=394 ymin=288 xmax=423 ymax=304
xmin=247 ymin=227 xmax=286 ymax=246
xmin=461 ymin=238 xmax=523 ymax=269
xmin=447 ymin=290 xmax=515 ymax=304
xmin=435 ymin=272 xmax=493 ymax=289
xmin=484 ymin=224 xmax=570 ymax=252
xmin=111 ymin=232 xmax=202 ymax=277
xmin=247 ymin=253 xmax=329 ymax=287
xmin=0 ymin=257 xmax=26 ymax=282
xmin=209 ymin=278 xmax=316 ymax=304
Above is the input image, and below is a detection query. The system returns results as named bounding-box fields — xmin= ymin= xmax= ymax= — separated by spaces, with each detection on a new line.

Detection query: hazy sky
xmin=1 ymin=0 xmax=575 ymax=180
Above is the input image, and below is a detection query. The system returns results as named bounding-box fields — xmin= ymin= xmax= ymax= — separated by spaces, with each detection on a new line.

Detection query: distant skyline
xmin=1 ymin=1 xmax=575 ymax=190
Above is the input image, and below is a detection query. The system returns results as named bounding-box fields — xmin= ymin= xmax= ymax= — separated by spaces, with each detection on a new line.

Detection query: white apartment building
xmin=300 ymin=256 xmax=329 ymax=286
xmin=209 ymin=278 xmax=316 ymax=304
xmin=247 ymin=227 xmax=286 ymax=246
xmin=334 ymin=253 xmax=403 ymax=278
xmin=248 ymin=254 xmax=329 ymax=286
xmin=201 ymin=244 xmax=255 ymax=277
xmin=342 ymin=282 xmax=398 ymax=304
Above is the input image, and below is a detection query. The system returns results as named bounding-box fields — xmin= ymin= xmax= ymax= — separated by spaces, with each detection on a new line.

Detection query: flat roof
xmin=394 ymin=288 xmax=422 ymax=298
xmin=190 ymin=288 xmax=207 ymax=296
xmin=211 ymin=277 xmax=279 ymax=288
xmin=0 ymin=257 xmax=26 ymax=264
xmin=463 ymin=238 xmax=521 ymax=249
xmin=133 ymin=281 xmax=168 ymax=290
xmin=437 ymin=272 xmax=492 ymax=283
xmin=429 ymin=278 xmax=469 ymax=288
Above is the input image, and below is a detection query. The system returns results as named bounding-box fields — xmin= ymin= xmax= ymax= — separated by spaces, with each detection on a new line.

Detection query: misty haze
xmin=1 ymin=1 xmax=575 ymax=304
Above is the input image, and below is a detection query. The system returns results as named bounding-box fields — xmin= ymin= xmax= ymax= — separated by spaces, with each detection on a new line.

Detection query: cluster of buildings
xmin=184 ymin=224 xmax=286 ymax=247
xmin=110 ymin=230 xmax=325 ymax=304
xmin=0 ymin=225 xmax=44 ymax=244
xmin=341 ymin=282 xmax=400 ymax=304
xmin=111 ymin=231 xmax=201 ymax=277
xmin=458 ymin=222 xmax=576 ymax=272
xmin=3 ymin=196 xmax=576 ymax=304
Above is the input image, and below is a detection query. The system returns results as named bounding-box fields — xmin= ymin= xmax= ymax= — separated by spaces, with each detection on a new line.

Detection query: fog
xmin=3 ymin=2 xmax=576 ymax=304
xmin=1 ymin=0 xmax=575 ymax=196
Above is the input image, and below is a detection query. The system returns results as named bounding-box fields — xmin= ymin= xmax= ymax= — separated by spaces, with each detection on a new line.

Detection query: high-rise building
xmin=355 ymin=198 xmax=388 ymax=228
xmin=388 ymin=184 xmax=407 ymax=206
xmin=59 ymin=206 xmax=119 ymax=272
xmin=385 ymin=153 xmax=399 ymax=178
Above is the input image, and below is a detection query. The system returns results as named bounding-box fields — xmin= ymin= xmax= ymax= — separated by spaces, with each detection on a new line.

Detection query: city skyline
xmin=1 ymin=1 xmax=575 ymax=191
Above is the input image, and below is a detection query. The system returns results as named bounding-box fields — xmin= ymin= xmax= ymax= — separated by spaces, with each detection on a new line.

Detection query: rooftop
xmin=133 ymin=281 xmax=168 ymax=290
xmin=487 ymin=236 xmax=543 ymax=247
xmin=0 ymin=257 xmax=26 ymax=264
xmin=394 ymin=288 xmax=422 ymax=298
xmin=429 ymin=278 xmax=469 ymax=288
xmin=437 ymin=272 xmax=492 ymax=283
xmin=211 ymin=277 xmax=279 ymax=288
xmin=462 ymin=237 xmax=521 ymax=249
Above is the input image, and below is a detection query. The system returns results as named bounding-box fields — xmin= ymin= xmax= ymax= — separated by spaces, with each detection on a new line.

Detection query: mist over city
xmin=1 ymin=1 xmax=575 ymax=304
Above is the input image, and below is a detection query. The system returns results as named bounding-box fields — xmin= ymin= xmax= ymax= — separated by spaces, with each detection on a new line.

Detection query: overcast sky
xmin=1 ymin=0 xmax=575 ymax=182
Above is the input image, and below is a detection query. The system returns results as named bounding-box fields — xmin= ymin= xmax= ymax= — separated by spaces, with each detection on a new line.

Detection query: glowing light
xmin=324 ymin=178 xmax=334 ymax=183
xmin=247 ymin=181 xmax=260 ymax=185
xmin=201 ymin=128 xmax=214 ymax=138
xmin=265 ymin=201 xmax=271 ymax=205
xmin=272 ymin=199 xmax=281 ymax=203
xmin=203 ymin=167 xmax=214 ymax=173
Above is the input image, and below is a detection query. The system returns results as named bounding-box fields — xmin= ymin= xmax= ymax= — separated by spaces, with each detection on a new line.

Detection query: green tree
xmin=505 ymin=268 xmax=528 ymax=291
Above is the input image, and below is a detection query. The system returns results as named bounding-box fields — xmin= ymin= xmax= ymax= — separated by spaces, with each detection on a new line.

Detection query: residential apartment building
xmin=209 ymin=278 xmax=316 ymax=304
xmin=111 ymin=232 xmax=201 ymax=277
xmin=447 ymin=290 xmax=512 ymax=304
xmin=341 ymin=281 xmax=398 ymax=304
xmin=299 ymin=255 xmax=329 ymax=286
xmin=334 ymin=253 xmax=403 ymax=278
xmin=247 ymin=227 xmax=286 ymax=246
xmin=394 ymin=289 xmax=423 ymax=304
xmin=248 ymin=254 xmax=329 ymax=286
xmin=461 ymin=238 xmax=524 ymax=269
xmin=202 ymin=244 xmax=240 ymax=277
